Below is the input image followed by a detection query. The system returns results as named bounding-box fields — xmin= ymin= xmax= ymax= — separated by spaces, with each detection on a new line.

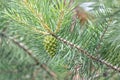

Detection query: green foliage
xmin=0 ymin=0 xmax=120 ymax=80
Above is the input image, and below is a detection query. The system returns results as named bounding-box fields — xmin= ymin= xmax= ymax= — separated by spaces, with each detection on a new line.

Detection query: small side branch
xmin=95 ymin=24 xmax=109 ymax=51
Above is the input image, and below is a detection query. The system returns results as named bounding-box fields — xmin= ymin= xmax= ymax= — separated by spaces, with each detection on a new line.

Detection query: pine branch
xmin=0 ymin=32 xmax=58 ymax=80
xmin=95 ymin=21 xmax=109 ymax=51
xmin=94 ymin=8 xmax=120 ymax=51
xmin=22 ymin=0 xmax=53 ymax=33
xmin=51 ymin=34 xmax=120 ymax=73
xmin=5 ymin=12 xmax=48 ymax=35
xmin=93 ymin=9 xmax=120 ymax=52
xmin=55 ymin=10 xmax=64 ymax=33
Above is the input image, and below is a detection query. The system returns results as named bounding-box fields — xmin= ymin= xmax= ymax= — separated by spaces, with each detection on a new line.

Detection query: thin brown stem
xmin=1 ymin=32 xmax=57 ymax=80
xmin=52 ymin=34 xmax=120 ymax=72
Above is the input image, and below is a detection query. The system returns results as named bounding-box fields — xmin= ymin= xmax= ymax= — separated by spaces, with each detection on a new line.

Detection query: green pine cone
xmin=43 ymin=35 xmax=58 ymax=57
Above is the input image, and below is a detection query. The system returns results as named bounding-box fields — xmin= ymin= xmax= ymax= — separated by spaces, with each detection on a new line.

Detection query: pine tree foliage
xmin=0 ymin=0 xmax=120 ymax=80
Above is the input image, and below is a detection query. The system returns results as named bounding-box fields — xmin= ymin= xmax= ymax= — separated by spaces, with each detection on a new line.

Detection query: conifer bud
xmin=43 ymin=35 xmax=58 ymax=57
